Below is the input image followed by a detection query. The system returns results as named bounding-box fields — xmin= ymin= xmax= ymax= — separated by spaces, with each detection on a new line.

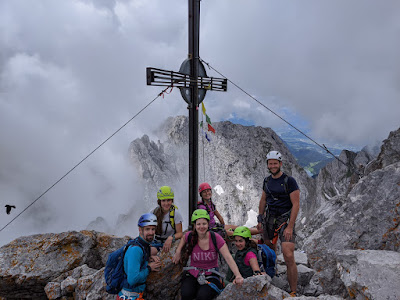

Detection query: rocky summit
xmin=0 ymin=117 xmax=399 ymax=299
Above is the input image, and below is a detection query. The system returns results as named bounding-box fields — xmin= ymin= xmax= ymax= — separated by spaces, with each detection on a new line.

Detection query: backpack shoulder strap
xmin=283 ymin=174 xmax=289 ymax=195
xmin=130 ymin=238 xmax=149 ymax=266
xmin=169 ymin=206 xmax=176 ymax=232
xmin=187 ymin=231 xmax=192 ymax=244
xmin=210 ymin=199 xmax=216 ymax=212
xmin=210 ymin=231 xmax=219 ymax=253
xmin=263 ymin=175 xmax=271 ymax=193
xmin=209 ymin=231 xmax=223 ymax=262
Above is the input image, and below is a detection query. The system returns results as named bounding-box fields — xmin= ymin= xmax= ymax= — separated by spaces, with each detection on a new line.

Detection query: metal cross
xmin=146 ymin=0 xmax=227 ymax=223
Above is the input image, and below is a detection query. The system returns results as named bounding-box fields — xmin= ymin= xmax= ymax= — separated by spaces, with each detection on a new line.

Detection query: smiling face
xmin=139 ymin=225 xmax=156 ymax=243
xmin=195 ymin=218 xmax=209 ymax=235
xmin=200 ymin=189 xmax=212 ymax=201
xmin=160 ymin=198 xmax=173 ymax=213
xmin=234 ymin=236 xmax=246 ymax=250
xmin=267 ymin=159 xmax=282 ymax=176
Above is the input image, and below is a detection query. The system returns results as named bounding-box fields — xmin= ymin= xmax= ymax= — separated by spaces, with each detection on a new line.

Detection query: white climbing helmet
xmin=266 ymin=151 xmax=282 ymax=162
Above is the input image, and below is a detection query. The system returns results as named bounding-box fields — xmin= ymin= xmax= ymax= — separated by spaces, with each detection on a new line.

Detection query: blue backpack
xmin=104 ymin=238 xmax=148 ymax=294
xmin=257 ymin=244 xmax=276 ymax=278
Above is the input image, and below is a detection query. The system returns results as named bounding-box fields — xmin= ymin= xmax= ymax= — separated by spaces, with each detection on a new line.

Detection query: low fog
xmin=1 ymin=0 xmax=399 ymax=245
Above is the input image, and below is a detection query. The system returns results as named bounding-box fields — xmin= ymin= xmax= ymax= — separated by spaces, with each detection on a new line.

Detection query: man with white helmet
xmin=116 ymin=213 xmax=161 ymax=300
xmin=256 ymin=151 xmax=300 ymax=297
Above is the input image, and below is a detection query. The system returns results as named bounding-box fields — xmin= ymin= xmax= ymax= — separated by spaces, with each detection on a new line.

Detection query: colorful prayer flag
xmin=206 ymin=114 xmax=211 ymax=125
xmin=201 ymin=102 xmax=206 ymax=115
xmin=200 ymin=121 xmax=203 ymax=128
xmin=208 ymin=124 xmax=215 ymax=134
xmin=205 ymin=132 xmax=211 ymax=142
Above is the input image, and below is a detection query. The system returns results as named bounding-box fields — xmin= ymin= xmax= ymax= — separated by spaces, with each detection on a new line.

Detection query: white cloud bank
xmin=1 ymin=0 xmax=399 ymax=245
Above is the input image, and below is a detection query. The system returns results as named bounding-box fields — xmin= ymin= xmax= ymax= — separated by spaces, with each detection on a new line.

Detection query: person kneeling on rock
xmin=173 ymin=209 xmax=244 ymax=300
xmin=151 ymin=186 xmax=183 ymax=253
xmin=225 ymin=226 xmax=264 ymax=284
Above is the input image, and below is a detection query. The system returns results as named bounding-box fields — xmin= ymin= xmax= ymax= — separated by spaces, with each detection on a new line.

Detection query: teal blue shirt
xmin=119 ymin=237 xmax=150 ymax=294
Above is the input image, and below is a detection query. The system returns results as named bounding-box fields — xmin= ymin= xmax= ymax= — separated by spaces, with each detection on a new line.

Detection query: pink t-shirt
xmin=185 ymin=231 xmax=225 ymax=277
xmin=244 ymin=251 xmax=257 ymax=266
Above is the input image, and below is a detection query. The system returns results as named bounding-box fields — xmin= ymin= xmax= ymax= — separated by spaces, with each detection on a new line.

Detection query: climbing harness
xmin=183 ymin=267 xmax=224 ymax=295
xmin=118 ymin=290 xmax=144 ymax=300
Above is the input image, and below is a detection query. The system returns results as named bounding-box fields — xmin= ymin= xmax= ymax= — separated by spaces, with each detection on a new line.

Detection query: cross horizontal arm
xmin=146 ymin=67 xmax=227 ymax=92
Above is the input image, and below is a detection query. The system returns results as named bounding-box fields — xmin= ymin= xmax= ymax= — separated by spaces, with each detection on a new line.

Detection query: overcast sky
xmin=1 ymin=0 xmax=399 ymax=245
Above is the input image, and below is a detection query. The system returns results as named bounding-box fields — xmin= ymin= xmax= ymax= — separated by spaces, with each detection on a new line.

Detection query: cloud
xmin=201 ymin=0 xmax=400 ymax=145
xmin=1 ymin=0 xmax=399 ymax=244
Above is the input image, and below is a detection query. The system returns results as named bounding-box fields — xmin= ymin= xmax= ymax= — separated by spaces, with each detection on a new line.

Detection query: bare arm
xmin=163 ymin=223 xmax=183 ymax=252
xmin=219 ymin=244 xmax=243 ymax=285
xmin=249 ymin=257 xmax=261 ymax=272
xmin=174 ymin=223 xmax=183 ymax=239
xmin=214 ymin=210 xmax=225 ymax=225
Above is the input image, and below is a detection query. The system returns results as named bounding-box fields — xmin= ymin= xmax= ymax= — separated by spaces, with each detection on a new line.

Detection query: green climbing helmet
xmin=157 ymin=186 xmax=174 ymax=200
xmin=191 ymin=209 xmax=210 ymax=223
xmin=233 ymin=226 xmax=252 ymax=239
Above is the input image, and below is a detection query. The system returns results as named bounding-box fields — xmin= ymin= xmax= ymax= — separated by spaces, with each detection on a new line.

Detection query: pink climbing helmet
xmin=198 ymin=182 xmax=212 ymax=194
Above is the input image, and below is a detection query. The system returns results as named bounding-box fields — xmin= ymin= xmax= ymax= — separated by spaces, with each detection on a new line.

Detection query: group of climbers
xmin=105 ymin=150 xmax=300 ymax=299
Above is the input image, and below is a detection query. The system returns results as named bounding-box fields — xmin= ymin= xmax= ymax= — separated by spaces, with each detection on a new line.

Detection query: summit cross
xmin=146 ymin=0 xmax=227 ymax=223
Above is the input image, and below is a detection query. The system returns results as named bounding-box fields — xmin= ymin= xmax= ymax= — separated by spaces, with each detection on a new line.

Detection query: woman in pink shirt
xmin=173 ymin=209 xmax=243 ymax=300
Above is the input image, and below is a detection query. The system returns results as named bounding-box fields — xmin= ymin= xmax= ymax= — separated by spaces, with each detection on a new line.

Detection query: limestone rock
xmin=365 ymin=127 xmax=400 ymax=175
xmin=276 ymin=251 xmax=308 ymax=266
xmin=217 ymin=275 xmax=290 ymax=300
xmin=44 ymin=282 xmax=62 ymax=300
xmin=336 ymin=250 xmax=400 ymax=300
xmin=60 ymin=276 xmax=77 ymax=294
xmin=0 ymin=231 xmax=96 ymax=298
xmin=145 ymin=241 xmax=184 ymax=299
xmin=86 ymin=217 xmax=111 ymax=233
xmin=128 ymin=116 xmax=314 ymax=230
xmin=0 ymin=231 xmax=129 ymax=299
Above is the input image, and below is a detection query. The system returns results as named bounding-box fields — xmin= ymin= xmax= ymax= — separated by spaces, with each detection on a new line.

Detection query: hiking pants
xmin=181 ymin=273 xmax=222 ymax=300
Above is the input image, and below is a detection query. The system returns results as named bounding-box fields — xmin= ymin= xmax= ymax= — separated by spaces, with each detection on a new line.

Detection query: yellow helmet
xmin=157 ymin=186 xmax=174 ymax=200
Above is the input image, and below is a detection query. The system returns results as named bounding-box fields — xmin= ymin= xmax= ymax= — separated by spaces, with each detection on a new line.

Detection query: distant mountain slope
xmin=277 ymin=128 xmax=360 ymax=175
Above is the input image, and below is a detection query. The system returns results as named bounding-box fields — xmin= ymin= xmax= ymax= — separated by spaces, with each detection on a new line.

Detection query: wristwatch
xmin=147 ymin=265 xmax=152 ymax=273
xmin=172 ymin=234 xmax=176 ymax=243
xmin=253 ymin=270 xmax=262 ymax=275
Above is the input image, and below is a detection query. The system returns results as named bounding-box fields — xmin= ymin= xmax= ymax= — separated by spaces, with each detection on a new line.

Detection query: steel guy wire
xmin=0 ymin=86 xmax=172 ymax=233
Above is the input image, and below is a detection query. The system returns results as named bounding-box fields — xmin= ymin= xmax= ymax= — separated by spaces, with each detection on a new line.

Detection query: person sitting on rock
xmin=151 ymin=186 xmax=183 ymax=253
xmin=172 ymin=209 xmax=244 ymax=300
xmin=197 ymin=182 xmax=259 ymax=239
xmin=225 ymin=226 xmax=263 ymax=284
xmin=117 ymin=213 xmax=161 ymax=300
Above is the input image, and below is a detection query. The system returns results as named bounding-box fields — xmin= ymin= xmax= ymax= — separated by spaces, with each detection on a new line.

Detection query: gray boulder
xmin=336 ymin=250 xmax=400 ymax=300
xmin=217 ymin=275 xmax=290 ymax=300
xmin=365 ymin=128 xmax=400 ymax=175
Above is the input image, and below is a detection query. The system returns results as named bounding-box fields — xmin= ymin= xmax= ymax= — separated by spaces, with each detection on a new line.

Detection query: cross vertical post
xmin=146 ymin=1 xmax=227 ymax=227
xmin=188 ymin=0 xmax=200 ymax=225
